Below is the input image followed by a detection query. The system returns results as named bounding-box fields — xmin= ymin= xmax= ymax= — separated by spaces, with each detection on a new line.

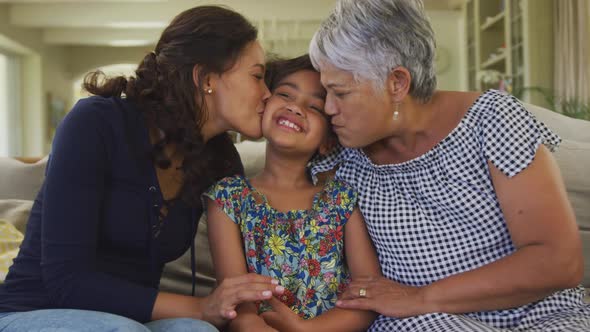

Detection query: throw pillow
xmin=0 ymin=157 xmax=47 ymax=200
xmin=0 ymin=199 xmax=34 ymax=234
xmin=0 ymin=220 xmax=24 ymax=281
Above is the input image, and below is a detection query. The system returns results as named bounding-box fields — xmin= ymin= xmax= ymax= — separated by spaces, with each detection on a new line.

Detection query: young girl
xmin=204 ymin=55 xmax=381 ymax=332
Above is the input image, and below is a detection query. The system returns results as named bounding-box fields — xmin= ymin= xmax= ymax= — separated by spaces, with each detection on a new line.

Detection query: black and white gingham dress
xmin=311 ymin=90 xmax=590 ymax=331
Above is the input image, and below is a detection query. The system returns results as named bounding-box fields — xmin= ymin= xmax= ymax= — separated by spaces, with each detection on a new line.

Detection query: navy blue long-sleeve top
xmin=0 ymin=96 xmax=243 ymax=322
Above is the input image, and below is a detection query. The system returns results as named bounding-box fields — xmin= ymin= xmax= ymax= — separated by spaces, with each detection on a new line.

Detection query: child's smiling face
xmin=261 ymin=70 xmax=329 ymax=156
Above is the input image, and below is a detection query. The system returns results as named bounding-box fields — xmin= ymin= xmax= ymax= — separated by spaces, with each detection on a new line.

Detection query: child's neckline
xmin=242 ymin=176 xmax=328 ymax=217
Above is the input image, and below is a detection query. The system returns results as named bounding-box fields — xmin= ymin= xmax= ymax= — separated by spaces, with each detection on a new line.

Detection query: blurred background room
xmin=0 ymin=0 xmax=588 ymax=157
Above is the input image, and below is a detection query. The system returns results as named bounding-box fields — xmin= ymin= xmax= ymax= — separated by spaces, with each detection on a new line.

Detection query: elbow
xmin=563 ymin=255 xmax=584 ymax=288
xmin=552 ymin=249 xmax=584 ymax=289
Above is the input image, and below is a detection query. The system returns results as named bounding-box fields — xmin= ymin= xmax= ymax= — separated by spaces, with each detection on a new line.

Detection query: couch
xmin=1 ymin=103 xmax=589 ymax=302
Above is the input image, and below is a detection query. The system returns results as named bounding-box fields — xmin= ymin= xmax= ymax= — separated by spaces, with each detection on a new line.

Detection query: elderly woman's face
xmin=320 ymin=63 xmax=394 ymax=148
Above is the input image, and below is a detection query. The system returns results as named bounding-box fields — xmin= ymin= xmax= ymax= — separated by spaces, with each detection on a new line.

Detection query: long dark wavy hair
xmin=83 ymin=6 xmax=257 ymax=206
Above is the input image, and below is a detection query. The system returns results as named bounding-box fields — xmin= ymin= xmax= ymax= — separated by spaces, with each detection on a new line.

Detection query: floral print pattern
xmin=205 ymin=175 xmax=356 ymax=319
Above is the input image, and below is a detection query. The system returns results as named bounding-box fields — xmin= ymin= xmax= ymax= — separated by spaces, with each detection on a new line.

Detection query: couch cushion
xmin=524 ymin=103 xmax=590 ymax=142
xmin=0 ymin=158 xmax=47 ymax=200
xmin=555 ymin=139 xmax=590 ymax=230
xmin=159 ymin=215 xmax=216 ymax=296
xmin=553 ymin=139 xmax=590 ymax=287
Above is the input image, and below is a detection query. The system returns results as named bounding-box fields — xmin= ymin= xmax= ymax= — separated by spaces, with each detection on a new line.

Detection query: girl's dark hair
xmin=265 ymin=54 xmax=316 ymax=91
xmin=83 ymin=6 xmax=257 ymax=206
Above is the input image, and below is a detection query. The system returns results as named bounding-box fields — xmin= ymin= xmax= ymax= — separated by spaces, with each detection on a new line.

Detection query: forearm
xmin=41 ymin=263 xmax=158 ymax=323
xmin=424 ymin=244 xmax=580 ymax=314
xmin=152 ymin=292 xmax=204 ymax=321
xmin=302 ymin=307 xmax=376 ymax=332
xmin=228 ymin=303 xmax=267 ymax=332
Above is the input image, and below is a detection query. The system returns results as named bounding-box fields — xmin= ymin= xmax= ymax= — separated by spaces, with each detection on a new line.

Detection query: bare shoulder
xmin=437 ymin=90 xmax=482 ymax=109
xmin=431 ymin=90 xmax=483 ymax=127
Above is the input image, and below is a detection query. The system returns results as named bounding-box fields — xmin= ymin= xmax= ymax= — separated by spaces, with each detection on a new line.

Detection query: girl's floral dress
xmin=204 ymin=175 xmax=357 ymax=319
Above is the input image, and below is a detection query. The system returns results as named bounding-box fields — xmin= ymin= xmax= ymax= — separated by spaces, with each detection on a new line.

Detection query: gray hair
xmin=309 ymin=0 xmax=437 ymax=102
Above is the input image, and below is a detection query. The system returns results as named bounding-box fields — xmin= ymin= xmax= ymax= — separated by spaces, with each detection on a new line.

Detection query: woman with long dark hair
xmin=0 ymin=6 xmax=283 ymax=332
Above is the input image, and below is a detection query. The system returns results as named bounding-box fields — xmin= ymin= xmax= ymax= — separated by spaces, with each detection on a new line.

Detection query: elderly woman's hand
xmin=336 ymin=276 xmax=431 ymax=318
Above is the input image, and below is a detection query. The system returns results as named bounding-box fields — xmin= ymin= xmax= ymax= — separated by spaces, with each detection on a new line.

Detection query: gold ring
xmin=359 ymin=288 xmax=367 ymax=298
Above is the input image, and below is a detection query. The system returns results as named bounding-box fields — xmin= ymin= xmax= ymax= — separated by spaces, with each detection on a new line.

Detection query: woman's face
xmin=262 ymin=70 xmax=328 ymax=156
xmin=320 ymin=62 xmax=394 ymax=148
xmin=208 ymin=41 xmax=271 ymax=139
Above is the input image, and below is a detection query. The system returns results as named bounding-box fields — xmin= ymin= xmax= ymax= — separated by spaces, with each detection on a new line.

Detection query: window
xmin=0 ymin=53 xmax=7 ymax=156
xmin=0 ymin=52 xmax=21 ymax=156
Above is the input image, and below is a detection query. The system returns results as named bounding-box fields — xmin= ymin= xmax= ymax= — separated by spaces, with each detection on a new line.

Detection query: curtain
xmin=553 ymin=0 xmax=590 ymax=105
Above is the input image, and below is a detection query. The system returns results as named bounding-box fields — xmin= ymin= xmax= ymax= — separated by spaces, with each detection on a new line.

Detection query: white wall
xmin=66 ymin=41 xmax=311 ymax=81
xmin=428 ymin=10 xmax=467 ymax=91
xmin=68 ymin=46 xmax=151 ymax=80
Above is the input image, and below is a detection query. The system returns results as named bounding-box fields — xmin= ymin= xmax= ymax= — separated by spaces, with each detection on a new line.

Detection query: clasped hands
xmin=248 ymin=276 xmax=429 ymax=332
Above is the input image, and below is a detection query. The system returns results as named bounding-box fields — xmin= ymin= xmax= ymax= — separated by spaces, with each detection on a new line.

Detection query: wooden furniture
xmin=462 ymin=0 xmax=554 ymax=108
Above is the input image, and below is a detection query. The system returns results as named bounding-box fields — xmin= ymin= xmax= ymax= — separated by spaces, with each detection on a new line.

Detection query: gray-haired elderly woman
xmin=308 ymin=0 xmax=590 ymax=331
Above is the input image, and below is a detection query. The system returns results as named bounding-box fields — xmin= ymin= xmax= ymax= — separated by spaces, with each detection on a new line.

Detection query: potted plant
xmin=513 ymin=86 xmax=590 ymax=121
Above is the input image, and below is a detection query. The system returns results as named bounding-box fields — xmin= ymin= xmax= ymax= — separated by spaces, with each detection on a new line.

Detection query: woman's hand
xmin=336 ymin=276 xmax=429 ymax=318
xmin=261 ymin=297 xmax=306 ymax=332
xmin=201 ymin=273 xmax=285 ymax=328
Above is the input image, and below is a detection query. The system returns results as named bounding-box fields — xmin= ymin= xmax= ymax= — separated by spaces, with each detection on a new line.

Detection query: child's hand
xmin=260 ymin=297 xmax=306 ymax=332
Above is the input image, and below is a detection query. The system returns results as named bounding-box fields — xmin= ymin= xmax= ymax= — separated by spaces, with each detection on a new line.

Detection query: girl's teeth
xmin=279 ymin=119 xmax=301 ymax=132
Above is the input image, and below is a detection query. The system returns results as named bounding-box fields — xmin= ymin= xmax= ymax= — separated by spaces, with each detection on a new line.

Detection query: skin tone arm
xmin=262 ymin=208 xmax=382 ymax=332
xmin=337 ymin=145 xmax=583 ymax=317
xmin=206 ymin=198 xmax=282 ymax=332
xmin=151 ymin=274 xmax=282 ymax=329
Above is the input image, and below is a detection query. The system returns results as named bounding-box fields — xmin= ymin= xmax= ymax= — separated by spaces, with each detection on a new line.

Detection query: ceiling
xmin=0 ymin=0 xmax=462 ymax=49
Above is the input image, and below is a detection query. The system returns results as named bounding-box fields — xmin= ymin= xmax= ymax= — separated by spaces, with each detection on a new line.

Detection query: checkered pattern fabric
xmin=311 ymin=90 xmax=590 ymax=331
